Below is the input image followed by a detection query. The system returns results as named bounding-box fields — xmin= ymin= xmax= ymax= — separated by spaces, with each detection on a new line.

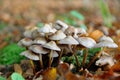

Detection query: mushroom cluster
xmin=18 ymin=20 xmax=118 ymax=71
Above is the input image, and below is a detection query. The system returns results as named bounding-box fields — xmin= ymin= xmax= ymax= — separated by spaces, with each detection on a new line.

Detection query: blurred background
xmin=0 ymin=0 xmax=120 ymax=65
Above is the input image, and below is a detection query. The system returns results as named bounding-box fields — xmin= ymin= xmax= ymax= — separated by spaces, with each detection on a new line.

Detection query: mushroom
xmin=49 ymin=30 xmax=66 ymax=41
xmin=33 ymin=37 xmax=47 ymax=45
xmin=58 ymin=36 xmax=80 ymax=67
xmin=29 ymin=45 xmax=49 ymax=68
xmin=23 ymin=26 xmax=38 ymax=38
xmin=55 ymin=20 xmax=68 ymax=32
xmin=99 ymin=35 xmax=114 ymax=42
xmin=43 ymin=41 xmax=61 ymax=67
xmin=77 ymin=37 xmax=96 ymax=67
xmin=38 ymin=24 xmax=57 ymax=38
xmin=18 ymin=38 xmax=33 ymax=47
xmin=95 ymin=55 xmax=116 ymax=70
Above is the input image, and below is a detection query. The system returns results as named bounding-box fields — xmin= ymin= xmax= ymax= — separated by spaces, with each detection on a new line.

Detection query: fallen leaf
xmin=14 ymin=64 xmax=23 ymax=75
xmin=42 ymin=68 xmax=57 ymax=80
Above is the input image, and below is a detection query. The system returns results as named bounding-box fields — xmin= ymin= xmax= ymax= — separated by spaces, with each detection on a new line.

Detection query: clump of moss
xmin=0 ymin=43 xmax=25 ymax=65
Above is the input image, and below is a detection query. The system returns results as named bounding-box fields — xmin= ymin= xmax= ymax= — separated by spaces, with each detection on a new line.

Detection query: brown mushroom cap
xmin=43 ymin=41 xmax=61 ymax=51
xmin=49 ymin=30 xmax=66 ymax=40
xmin=29 ymin=45 xmax=49 ymax=54
xmin=94 ymin=41 xmax=118 ymax=48
xmin=58 ymin=36 xmax=79 ymax=45
xmin=77 ymin=37 xmax=96 ymax=48
xmin=20 ymin=50 xmax=39 ymax=60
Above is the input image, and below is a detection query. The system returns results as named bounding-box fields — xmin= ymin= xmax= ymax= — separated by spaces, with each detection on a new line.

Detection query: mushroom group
xmin=18 ymin=20 xmax=118 ymax=72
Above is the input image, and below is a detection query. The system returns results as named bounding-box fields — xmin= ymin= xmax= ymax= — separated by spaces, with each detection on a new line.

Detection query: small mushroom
xmin=94 ymin=41 xmax=118 ymax=48
xmin=99 ymin=35 xmax=114 ymax=42
xmin=29 ymin=45 xmax=49 ymax=68
xmin=49 ymin=30 xmax=66 ymax=40
xmin=55 ymin=20 xmax=68 ymax=32
xmin=58 ymin=36 xmax=80 ymax=67
xmin=33 ymin=37 xmax=47 ymax=45
xmin=20 ymin=50 xmax=39 ymax=60
xmin=96 ymin=55 xmax=116 ymax=68
xmin=43 ymin=41 xmax=61 ymax=67
xmin=18 ymin=38 xmax=33 ymax=47
xmin=58 ymin=36 xmax=79 ymax=45
xmin=23 ymin=26 xmax=38 ymax=38
xmin=77 ymin=37 xmax=96 ymax=67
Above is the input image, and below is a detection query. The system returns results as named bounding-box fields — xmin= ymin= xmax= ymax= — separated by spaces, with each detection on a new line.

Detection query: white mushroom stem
xmin=39 ymin=54 xmax=43 ymax=68
xmin=82 ymin=49 xmax=88 ymax=67
xmin=49 ymin=50 xmax=53 ymax=67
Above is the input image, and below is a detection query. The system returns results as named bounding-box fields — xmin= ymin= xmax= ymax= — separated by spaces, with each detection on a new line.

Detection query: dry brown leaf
xmin=65 ymin=71 xmax=81 ymax=80
xmin=14 ymin=64 xmax=23 ymax=75
xmin=111 ymin=61 xmax=120 ymax=72
xmin=42 ymin=68 xmax=57 ymax=80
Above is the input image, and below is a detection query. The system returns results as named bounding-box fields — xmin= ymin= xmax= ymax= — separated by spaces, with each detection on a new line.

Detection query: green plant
xmin=0 ymin=76 xmax=6 ymax=80
xmin=0 ymin=43 xmax=25 ymax=65
xmin=99 ymin=0 xmax=113 ymax=28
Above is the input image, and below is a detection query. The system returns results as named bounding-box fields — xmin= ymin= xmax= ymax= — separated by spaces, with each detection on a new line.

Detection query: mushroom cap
xmin=18 ymin=38 xmax=33 ymax=47
xmin=94 ymin=41 xmax=118 ymax=48
xmin=52 ymin=51 xmax=59 ymax=57
xmin=43 ymin=41 xmax=61 ymax=51
xmin=38 ymin=24 xmax=52 ymax=33
xmin=99 ymin=35 xmax=114 ymax=42
xmin=33 ymin=37 xmax=47 ymax=45
xmin=77 ymin=37 xmax=96 ymax=48
xmin=55 ymin=20 xmax=68 ymax=31
xmin=96 ymin=55 xmax=116 ymax=66
xmin=31 ymin=29 xmax=40 ymax=38
xmin=23 ymin=30 xmax=32 ymax=38
xmin=58 ymin=36 xmax=79 ymax=45
xmin=29 ymin=45 xmax=49 ymax=54
xmin=64 ymin=26 xmax=75 ymax=36
xmin=23 ymin=26 xmax=37 ymax=38
xmin=20 ymin=50 xmax=39 ymax=60
xmin=49 ymin=30 xmax=66 ymax=40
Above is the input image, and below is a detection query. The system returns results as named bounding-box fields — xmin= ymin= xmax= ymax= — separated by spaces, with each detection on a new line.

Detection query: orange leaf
xmin=89 ymin=30 xmax=104 ymax=41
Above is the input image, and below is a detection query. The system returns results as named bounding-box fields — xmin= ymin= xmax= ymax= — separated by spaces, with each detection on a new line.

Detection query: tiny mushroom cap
xmin=95 ymin=55 xmax=116 ymax=67
xmin=29 ymin=45 xmax=49 ymax=54
xmin=33 ymin=37 xmax=47 ymax=45
xmin=20 ymin=50 xmax=39 ymax=60
xmin=18 ymin=38 xmax=33 ymax=47
xmin=49 ymin=30 xmax=66 ymax=40
xmin=43 ymin=41 xmax=61 ymax=51
xmin=23 ymin=26 xmax=38 ymax=38
xmin=99 ymin=35 xmax=114 ymax=42
xmin=31 ymin=29 xmax=40 ymax=38
xmin=64 ymin=26 xmax=76 ymax=36
xmin=94 ymin=41 xmax=118 ymax=48
xmin=55 ymin=20 xmax=68 ymax=31
xmin=52 ymin=51 xmax=59 ymax=58
xmin=77 ymin=37 xmax=96 ymax=48
xmin=38 ymin=24 xmax=52 ymax=33
xmin=58 ymin=36 xmax=79 ymax=45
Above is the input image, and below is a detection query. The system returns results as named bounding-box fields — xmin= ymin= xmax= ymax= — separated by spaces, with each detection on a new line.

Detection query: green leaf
xmin=70 ymin=10 xmax=84 ymax=20
xmin=0 ymin=76 xmax=6 ymax=80
xmin=11 ymin=72 xmax=25 ymax=80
